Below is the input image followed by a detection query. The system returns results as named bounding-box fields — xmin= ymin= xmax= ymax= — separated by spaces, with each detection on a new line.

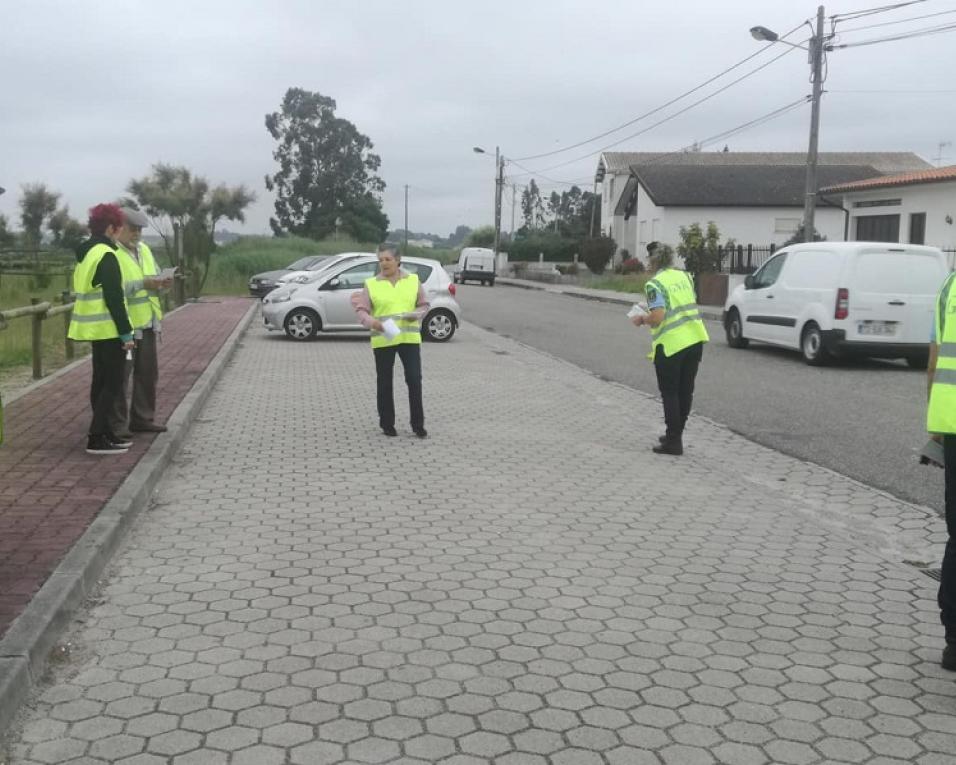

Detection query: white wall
xmin=841 ymin=181 xmax=956 ymax=250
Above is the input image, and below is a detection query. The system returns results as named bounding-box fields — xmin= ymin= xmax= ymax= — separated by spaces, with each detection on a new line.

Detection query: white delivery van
xmin=723 ymin=242 xmax=948 ymax=367
xmin=455 ymin=247 xmax=496 ymax=286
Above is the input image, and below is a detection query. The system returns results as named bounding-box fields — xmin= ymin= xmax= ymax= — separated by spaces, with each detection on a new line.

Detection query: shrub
xmin=581 ymin=235 xmax=616 ymax=275
xmin=620 ymin=257 xmax=644 ymax=275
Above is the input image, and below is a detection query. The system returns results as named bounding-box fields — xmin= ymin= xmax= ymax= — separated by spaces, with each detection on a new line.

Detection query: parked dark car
xmin=248 ymin=256 xmax=330 ymax=298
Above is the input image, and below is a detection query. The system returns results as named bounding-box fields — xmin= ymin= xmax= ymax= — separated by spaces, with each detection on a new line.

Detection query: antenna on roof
xmin=935 ymin=140 xmax=952 ymax=167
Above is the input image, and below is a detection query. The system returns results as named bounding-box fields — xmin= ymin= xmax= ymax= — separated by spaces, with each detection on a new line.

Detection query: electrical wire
xmin=510 ymin=22 xmax=807 ymax=163
xmin=830 ymin=20 xmax=956 ymax=47
xmin=510 ymin=47 xmax=801 ymax=178
xmin=834 ymin=6 xmax=956 ymax=33
xmin=830 ymin=1 xmax=926 ymax=22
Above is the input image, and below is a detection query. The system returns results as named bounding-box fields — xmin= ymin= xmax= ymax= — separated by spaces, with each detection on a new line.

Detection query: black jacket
xmin=76 ymin=236 xmax=132 ymax=338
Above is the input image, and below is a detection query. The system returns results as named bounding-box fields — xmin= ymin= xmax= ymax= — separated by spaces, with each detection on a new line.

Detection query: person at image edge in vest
xmin=68 ymin=204 xmax=136 ymax=455
xmin=351 ymin=244 xmax=430 ymax=438
xmin=630 ymin=243 xmax=709 ymax=456
xmin=926 ymin=270 xmax=956 ymax=671
xmin=109 ymin=207 xmax=173 ymax=438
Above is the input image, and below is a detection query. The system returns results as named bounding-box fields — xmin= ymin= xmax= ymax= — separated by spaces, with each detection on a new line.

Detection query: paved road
xmin=458 ymin=283 xmax=944 ymax=512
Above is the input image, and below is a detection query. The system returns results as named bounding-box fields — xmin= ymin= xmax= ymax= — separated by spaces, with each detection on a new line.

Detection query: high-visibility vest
xmin=140 ymin=243 xmax=164 ymax=321
xmin=68 ymin=244 xmax=126 ymax=341
xmin=366 ymin=273 xmax=422 ymax=349
xmin=115 ymin=245 xmax=153 ymax=330
xmin=927 ymin=272 xmax=956 ymax=433
xmin=647 ymin=268 xmax=710 ymax=359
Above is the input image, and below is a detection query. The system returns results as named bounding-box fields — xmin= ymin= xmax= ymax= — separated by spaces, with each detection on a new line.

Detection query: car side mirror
xmin=744 ymin=274 xmax=755 ymax=290
xmin=322 ymin=278 xmax=340 ymax=291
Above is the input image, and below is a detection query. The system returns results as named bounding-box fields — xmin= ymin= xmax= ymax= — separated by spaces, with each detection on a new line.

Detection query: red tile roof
xmin=823 ymin=164 xmax=956 ymax=193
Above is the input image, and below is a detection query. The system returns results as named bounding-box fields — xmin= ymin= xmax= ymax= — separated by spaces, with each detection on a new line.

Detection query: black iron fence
xmin=716 ymin=244 xmax=956 ymax=274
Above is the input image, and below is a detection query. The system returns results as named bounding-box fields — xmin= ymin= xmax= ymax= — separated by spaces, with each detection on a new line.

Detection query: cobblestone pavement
xmin=0 ymin=298 xmax=252 ymax=637
xmin=4 ymin=320 xmax=956 ymax=764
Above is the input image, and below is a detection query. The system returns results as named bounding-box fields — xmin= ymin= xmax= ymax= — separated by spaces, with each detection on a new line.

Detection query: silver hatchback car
xmin=261 ymin=255 xmax=461 ymax=342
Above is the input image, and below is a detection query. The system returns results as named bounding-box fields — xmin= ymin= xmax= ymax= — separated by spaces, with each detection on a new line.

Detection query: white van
xmin=723 ymin=242 xmax=948 ymax=367
xmin=455 ymin=247 xmax=496 ymax=286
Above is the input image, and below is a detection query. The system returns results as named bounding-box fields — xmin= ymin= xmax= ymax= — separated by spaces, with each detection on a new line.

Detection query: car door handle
xmin=888 ymin=300 xmax=906 ymax=306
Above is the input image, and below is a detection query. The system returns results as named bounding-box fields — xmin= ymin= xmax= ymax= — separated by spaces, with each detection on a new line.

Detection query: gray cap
xmin=121 ymin=207 xmax=149 ymax=228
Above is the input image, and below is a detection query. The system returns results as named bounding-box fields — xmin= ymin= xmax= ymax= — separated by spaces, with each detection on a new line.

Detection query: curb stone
xmin=496 ymin=276 xmax=725 ymax=322
xmin=0 ymin=301 xmax=258 ymax=736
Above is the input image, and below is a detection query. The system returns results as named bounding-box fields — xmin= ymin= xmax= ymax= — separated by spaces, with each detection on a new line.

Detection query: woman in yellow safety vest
xmin=351 ymin=244 xmax=430 ymax=438
xmin=926 ymin=270 xmax=956 ymax=671
xmin=67 ymin=204 xmax=136 ymax=455
xmin=630 ymin=244 xmax=709 ymax=456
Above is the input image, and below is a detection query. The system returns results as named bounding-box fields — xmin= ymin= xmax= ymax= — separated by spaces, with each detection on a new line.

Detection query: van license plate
xmin=858 ymin=321 xmax=896 ymax=336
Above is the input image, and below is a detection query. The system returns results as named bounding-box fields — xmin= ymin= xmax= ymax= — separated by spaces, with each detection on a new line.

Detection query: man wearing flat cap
xmin=110 ymin=207 xmax=173 ymax=437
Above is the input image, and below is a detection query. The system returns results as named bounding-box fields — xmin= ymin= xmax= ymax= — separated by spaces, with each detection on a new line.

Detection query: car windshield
xmin=287 ymin=257 xmax=315 ymax=271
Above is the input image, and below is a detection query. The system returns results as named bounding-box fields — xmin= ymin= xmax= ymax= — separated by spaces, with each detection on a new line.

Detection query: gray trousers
xmin=109 ymin=328 xmax=159 ymax=432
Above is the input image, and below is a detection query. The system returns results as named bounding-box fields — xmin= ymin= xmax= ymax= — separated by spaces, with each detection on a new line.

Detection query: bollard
xmin=61 ymin=290 xmax=74 ymax=360
xmin=31 ymin=298 xmax=43 ymax=379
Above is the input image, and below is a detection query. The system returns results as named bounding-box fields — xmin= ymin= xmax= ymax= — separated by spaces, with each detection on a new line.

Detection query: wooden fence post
xmin=31 ymin=298 xmax=43 ymax=380
xmin=62 ymin=290 xmax=74 ymax=361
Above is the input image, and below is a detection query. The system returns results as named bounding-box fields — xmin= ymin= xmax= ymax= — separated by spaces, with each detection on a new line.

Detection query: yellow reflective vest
xmin=928 ymin=272 xmax=956 ymax=434
xmin=116 ymin=242 xmax=163 ymax=330
xmin=68 ymin=244 xmax=126 ymax=341
xmin=366 ymin=273 xmax=422 ymax=348
xmin=646 ymin=268 xmax=710 ymax=359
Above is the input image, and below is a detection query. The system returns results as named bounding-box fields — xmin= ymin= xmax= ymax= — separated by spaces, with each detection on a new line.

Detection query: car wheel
xmin=423 ymin=310 xmax=456 ymax=342
xmin=801 ymin=322 xmax=829 ymax=366
xmin=488 ymin=278 xmax=495 ymax=287
xmin=907 ymin=353 xmax=929 ymax=370
xmin=284 ymin=308 xmax=320 ymax=341
xmin=725 ymin=308 xmax=749 ymax=349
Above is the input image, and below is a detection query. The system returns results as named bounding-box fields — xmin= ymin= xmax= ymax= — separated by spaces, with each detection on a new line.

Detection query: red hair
xmin=88 ymin=203 xmax=124 ymax=236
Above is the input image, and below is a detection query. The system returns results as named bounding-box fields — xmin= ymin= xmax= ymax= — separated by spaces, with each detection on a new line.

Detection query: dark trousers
xmin=941 ymin=437 xmax=956 ymax=635
xmin=90 ymin=339 xmax=126 ymax=438
xmin=374 ymin=343 xmax=424 ymax=430
xmin=654 ymin=342 xmax=703 ymax=440
xmin=109 ymin=329 xmax=159 ymax=433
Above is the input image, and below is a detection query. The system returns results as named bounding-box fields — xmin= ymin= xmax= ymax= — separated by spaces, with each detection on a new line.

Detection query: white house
xmin=595 ymin=151 xmax=932 ymax=262
xmin=822 ymin=165 xmax=956 ymax=252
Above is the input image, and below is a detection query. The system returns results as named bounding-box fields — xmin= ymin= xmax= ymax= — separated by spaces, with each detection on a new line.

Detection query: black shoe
xmin=107 ymin=433 xmax=133 ymax=449
xmin=943 ymin=643 xmax=956 ymax=672
xmin=413 ymin=428 xmax=428 ymax=439
xmin=87 ymin=435 xmax=130 ymax=455
xmin=652 ymin=439 xmax=683 ymax=456
xmin=382 ymin=426 xmax=397 ymax=437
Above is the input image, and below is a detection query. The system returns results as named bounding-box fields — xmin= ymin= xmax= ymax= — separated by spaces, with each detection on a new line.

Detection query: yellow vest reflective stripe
xmin=927 ymin=272 xmax=956 ymax=433
xmin=647 ymin=269 xmax=710 ymax=359
xmin=68 ymin=244 xmax=123 ymax=341
xmin=140 ymin=243 xmax=164 ymax=321
xmin=366 ymin=273 xmax=422 ymax=348
xmin=116 ymin=246 xmax=152 ymax=330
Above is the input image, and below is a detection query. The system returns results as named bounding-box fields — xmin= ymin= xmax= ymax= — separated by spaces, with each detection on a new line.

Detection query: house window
xmin=774 ymin=217 xmax=800 ymax=235
xmin=909 ymin=212 xmax=926 ymax=245
xmin=856 ymin=214 xmax=900 ymax=242
xmin=639 ymin=220 xmax=647 ymax=245
xmin=608 ymin=178 xmax=615 ymax=205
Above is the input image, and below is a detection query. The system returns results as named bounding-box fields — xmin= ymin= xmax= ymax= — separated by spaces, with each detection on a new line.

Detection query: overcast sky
xmin=3 ymin=0 xmax=955 ymax=239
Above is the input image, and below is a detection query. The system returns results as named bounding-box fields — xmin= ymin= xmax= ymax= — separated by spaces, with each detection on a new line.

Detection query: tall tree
xmin=0 ymin=214 xmax=16 ymax=248
xmin=47 ymin=206 xmax=87 ymax=251
xmin=19 ymin=183 xmax=60 ymax=249
xmin=265 ymin=88 xmax=388 ymax=242
xmin=521 ymin=180 xmax=545 ymax=230
xmin=127 ymin=163 xmax=254 ymax=295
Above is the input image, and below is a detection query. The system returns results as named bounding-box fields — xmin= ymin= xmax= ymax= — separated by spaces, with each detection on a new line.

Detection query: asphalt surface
xmin=458 ymin=282 xmax=944 ymax=513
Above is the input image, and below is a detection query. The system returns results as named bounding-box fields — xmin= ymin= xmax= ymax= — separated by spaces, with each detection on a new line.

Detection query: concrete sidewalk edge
xmin=496 ymin=276 xmax=725 ymax=322
xmin=0 ymin=301 xmax=258 ymax=736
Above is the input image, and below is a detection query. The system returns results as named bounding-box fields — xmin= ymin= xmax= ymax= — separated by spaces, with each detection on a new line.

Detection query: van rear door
xmin=845 ymin=247 xmax=946 ymax=344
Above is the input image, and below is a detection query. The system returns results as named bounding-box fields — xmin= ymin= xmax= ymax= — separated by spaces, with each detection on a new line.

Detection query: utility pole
xmin=935 ymin=141 xmax=952 ymax=167
xmin=803 ymin=5 xmax=826 ymax=243
xmin=403 ymin=185 xmax=409 ymax=255
xmin=588 ymin=179 xmax=598 ymax=238
xmin=510 ymin=183 xmax=517 ymax=235
xmin=493 ymin=147 xmax=503 ymax=260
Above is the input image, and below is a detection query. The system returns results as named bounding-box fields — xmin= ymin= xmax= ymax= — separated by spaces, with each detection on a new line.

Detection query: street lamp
xmin=473 ymin=145 xmax=504 ymax=260
xmin=752 ymin=7 xmax=827 ymax=242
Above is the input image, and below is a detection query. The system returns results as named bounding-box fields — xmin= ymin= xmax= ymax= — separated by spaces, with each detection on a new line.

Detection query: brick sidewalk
xmin=0 ymin=298 xmax=252 ymax=638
